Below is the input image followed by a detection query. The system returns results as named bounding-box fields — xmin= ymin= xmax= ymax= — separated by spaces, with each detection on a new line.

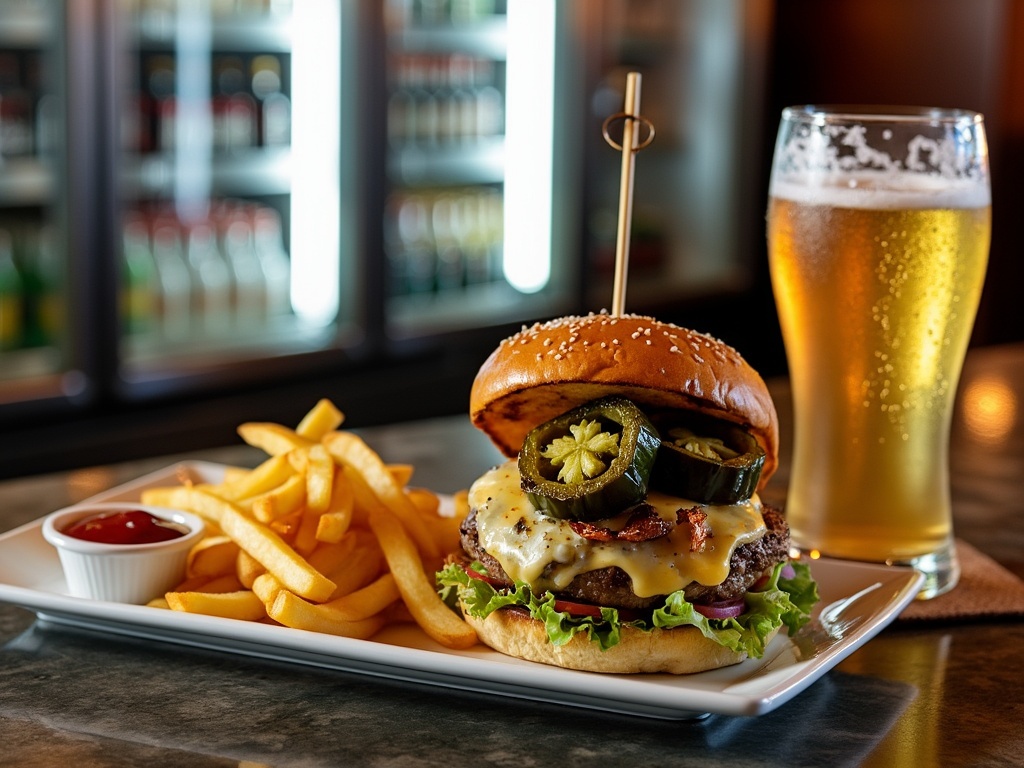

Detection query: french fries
xmin=144 ymin=399 xmax=477 ymax=650
xmin=166 ymin=590 xmax=266 ymax=621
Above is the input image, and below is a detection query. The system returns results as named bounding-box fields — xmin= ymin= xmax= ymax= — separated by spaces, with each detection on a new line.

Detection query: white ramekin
xmin=42 ymin=502 xmax=205 ymax=604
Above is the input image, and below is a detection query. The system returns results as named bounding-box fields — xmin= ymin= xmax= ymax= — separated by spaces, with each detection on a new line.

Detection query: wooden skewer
xmin=610 ymin=72 xmax=643 ymax=318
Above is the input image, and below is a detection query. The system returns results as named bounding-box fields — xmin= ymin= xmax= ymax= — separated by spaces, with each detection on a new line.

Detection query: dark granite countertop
xmin=1 ymin=345 xmax=1022 ymax=767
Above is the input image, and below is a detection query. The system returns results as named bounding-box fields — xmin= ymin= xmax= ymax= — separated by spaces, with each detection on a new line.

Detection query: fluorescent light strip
xmin=290 ymin=0 xmax=341 ymax=326
xmin=503 ymin=0 xmax=556 ymax=294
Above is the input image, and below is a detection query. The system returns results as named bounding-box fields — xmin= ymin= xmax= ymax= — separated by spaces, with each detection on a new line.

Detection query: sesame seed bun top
xmin=469 ymin=312 xmax=779 ymax=488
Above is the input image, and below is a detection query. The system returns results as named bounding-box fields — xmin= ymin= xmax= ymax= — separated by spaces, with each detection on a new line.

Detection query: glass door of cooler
xmin=579 ymin=0 xmax=773 ymax=313
xmin=381 ymin=0 xmax=579 ymax=338
xmin=0 ymin=1 xmax=92 ymax=415
xmin=113 ymin=0 xmax=353 ymax=396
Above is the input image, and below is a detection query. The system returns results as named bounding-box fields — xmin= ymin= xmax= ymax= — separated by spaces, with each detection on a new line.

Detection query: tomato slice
xmin=463 ymin=565 xmax=645 ymax=622
xmin=463 ymin=566 xmax=506 ymax=588
xmin=553 ymin=598 xmax=644 ymax=622
xmin=553 ymin=598 xmax=603 ymax=619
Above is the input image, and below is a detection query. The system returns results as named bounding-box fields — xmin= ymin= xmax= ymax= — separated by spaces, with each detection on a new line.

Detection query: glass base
xmin=791 ymin=537 xmax=961 ymax=601
xmin=887 ymin=538 xmax=961 ymax=600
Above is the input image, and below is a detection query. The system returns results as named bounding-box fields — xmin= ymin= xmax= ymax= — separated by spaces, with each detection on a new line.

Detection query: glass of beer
xmin=767 ymin=106 xmax=991 ymax=599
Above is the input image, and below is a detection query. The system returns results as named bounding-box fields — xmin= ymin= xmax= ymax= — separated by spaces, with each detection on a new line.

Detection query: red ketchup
xmin=62 ymin=509 xmax=189 ymax=545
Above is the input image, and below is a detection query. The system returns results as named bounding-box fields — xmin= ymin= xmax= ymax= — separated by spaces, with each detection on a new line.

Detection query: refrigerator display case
xmin=0 ymin=0 xmax=94 ymax=418
xmin=113 ymin=0 xmax=355 ymax=398
xmin=111 ymin=0 xmax=580 ymax=393
xmin=381 ymin=0 xmax=578 ymax=337
xmin=577 ymin=0 xmax=773 ymax=314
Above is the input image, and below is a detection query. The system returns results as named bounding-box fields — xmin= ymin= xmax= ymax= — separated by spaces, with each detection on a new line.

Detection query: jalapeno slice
xmin=650 ymin=413 xmax=765 ymax=504
xmin=519 ymin=396 xmax=661 ymax=522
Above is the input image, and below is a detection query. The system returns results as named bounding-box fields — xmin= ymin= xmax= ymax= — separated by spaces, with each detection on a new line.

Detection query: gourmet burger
xmin=437 ymin=311 xmax=818 ymax=674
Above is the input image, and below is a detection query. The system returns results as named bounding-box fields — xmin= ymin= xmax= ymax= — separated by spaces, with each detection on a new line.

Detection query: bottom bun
xmin=462 ymin=604 xmax=780 ymax=675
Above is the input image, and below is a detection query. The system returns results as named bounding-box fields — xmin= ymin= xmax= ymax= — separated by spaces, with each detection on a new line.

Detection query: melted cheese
xmin=468 ymin=460 xmax=766 ymax=597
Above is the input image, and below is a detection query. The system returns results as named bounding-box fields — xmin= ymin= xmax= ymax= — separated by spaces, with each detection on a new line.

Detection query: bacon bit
xmin=680 ymin=506 xmax=712 ymax=552
xmin=569 ymin=505 xmax=672 ymax=543
xmin=569 ymin=519 xmax=616 ymax=542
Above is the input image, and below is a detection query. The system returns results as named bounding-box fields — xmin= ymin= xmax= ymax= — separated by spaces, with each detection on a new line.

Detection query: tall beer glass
xmin=767 ymin=106 xmax=991 ymax=599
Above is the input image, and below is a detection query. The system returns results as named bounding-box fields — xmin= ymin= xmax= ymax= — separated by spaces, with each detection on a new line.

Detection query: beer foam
xmin=770 ymin=173 xmax=991 ymax=210
xmin=771 ymin=119 xmax=990 ymax=209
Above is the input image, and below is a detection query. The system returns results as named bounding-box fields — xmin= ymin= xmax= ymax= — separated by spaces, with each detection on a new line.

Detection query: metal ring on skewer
xmin=602 ymin=112 xmax=656 ymax=152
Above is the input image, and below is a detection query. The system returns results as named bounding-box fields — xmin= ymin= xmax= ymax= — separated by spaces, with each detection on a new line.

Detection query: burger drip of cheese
xmin=470 ymin=461 xmax=766 ymax=595
xmin=437 ymin=312 xmax=818 ymax=675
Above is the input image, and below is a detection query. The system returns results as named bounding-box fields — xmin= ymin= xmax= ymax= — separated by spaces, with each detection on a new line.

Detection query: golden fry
xmin=220 ymin=466 xmax=250 ymax=484
xmin=425 ymin=514 xmax=463 ymax=557
xmin=219 ymin=506 xmax=336 ymax=602
xmin=236 ymin=548 xmax=266 ymax=588
xmin=251 ymin=572 xmax=285 ymax=604
xmin=324 ymin=431 xmax=440 ymax=560
xmin=167 ymin=487 xmax=245 ymax=526
xmin=251 ymin=473 xmax=307 ymax=523
xmin=169 ymin=573 xmax=213 ymax=593
xmin=407 ymin=487 xmax=441 ymax=517
xmin=368 ymin=506 xmax=477 ymax=650
xmin=267 ymin=590 xmax=385 ymax=639
xmin=219 ymin=453 xmax=296 ymax=501
xmin=295 ymin=398 xmax=344 ymax=440
xmin=324 ymin=537 xmax=384 ymax=600
xmin=315 ymin=467 xmax=355 ymax=543
xmin=321 ymin=573 xmax=400 ymax=622
xmin=269 ymin=507 xmax=304 ymax=541
xmin=306 ymin=536 xmax=358 ymax=576
xmin=387 ymin=464 xmax=414 ymax=487
xmin=186 ymin=535 xmax=239 ymax=578
xmin=166 ymin=589 xmax=266 ymax=621
xmin=141 ymin=486 xmax=224 ymax=534
xmin=451 ymin=489 xmax=470 ymax=520
xmin=238 ymin=422 xmax=316 ymax=456
xmin=140 ymin=485 xmax=193 ymax=509
xmin=305 ymin=444 xmax=334 ymax=513
xmin=194 ymin=573 xmax=245 ymax=593
xmin=315 ymin=510 xmax=351 ymax=545
xmin=292 ymin=510 xmax=317 ymax=557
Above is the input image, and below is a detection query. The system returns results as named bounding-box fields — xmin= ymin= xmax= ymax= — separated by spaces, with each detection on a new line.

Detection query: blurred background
xmin=0 ymin=0 xmax=1020 ymax=478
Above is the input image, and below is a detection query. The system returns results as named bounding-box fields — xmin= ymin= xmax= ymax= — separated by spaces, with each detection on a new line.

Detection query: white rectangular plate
xmin=0 ymin=461 xmax=923 ymax=719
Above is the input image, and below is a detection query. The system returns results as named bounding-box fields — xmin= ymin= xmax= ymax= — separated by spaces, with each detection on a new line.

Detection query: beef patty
xmin=458 ymin=504 xmax=791 ymax=609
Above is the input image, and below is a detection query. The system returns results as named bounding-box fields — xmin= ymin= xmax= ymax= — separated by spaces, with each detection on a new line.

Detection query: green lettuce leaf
xmin=650 ymin=561 xmax=818 ymax=658
xmin=436 ymin=560 xmax=819 ymax=659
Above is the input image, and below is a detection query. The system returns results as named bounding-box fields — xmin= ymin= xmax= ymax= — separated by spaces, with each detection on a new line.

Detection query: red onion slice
xmin=694 ymin=598 xmax=746 ymax=620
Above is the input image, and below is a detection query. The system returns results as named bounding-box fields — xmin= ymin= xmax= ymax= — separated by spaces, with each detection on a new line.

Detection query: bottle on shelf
xmin=384 ymin=186 xmax=505 ymax=298
xmin=431 ymin=193 xmax=464 ymax=290
xmin=212 ymin=55 xmax=257 ymax=152
xmin=183 ymin=219 xmax=232 ymax=337
xmin=148 ymin=216 xmax=192 ymax=342
xmin=215 ymin=204 xmax=266 ymax=330
xmin=16 ymin=223 xmax=62 ymax=348
xmin=387 ymin=55 xmax=416 ymax=146
xmin=250 ymin=54 xmax=290 ymax=147
xmin=0 ymin=52 xmax=34 ymax=158
xmin=144 ymin=54 xmax=177 ymax=153
xmin=471 ymin=57 xmax=502 ymax=139
xmin=0 ymin=229 xmax=23 ymax=352
xmin=249 ymin=204 xmax=292 ymax=319
xmin=394 ymin=192 xmax=436 ymax=294
xmin=121 ymin=213 xmax=160 ymax=338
